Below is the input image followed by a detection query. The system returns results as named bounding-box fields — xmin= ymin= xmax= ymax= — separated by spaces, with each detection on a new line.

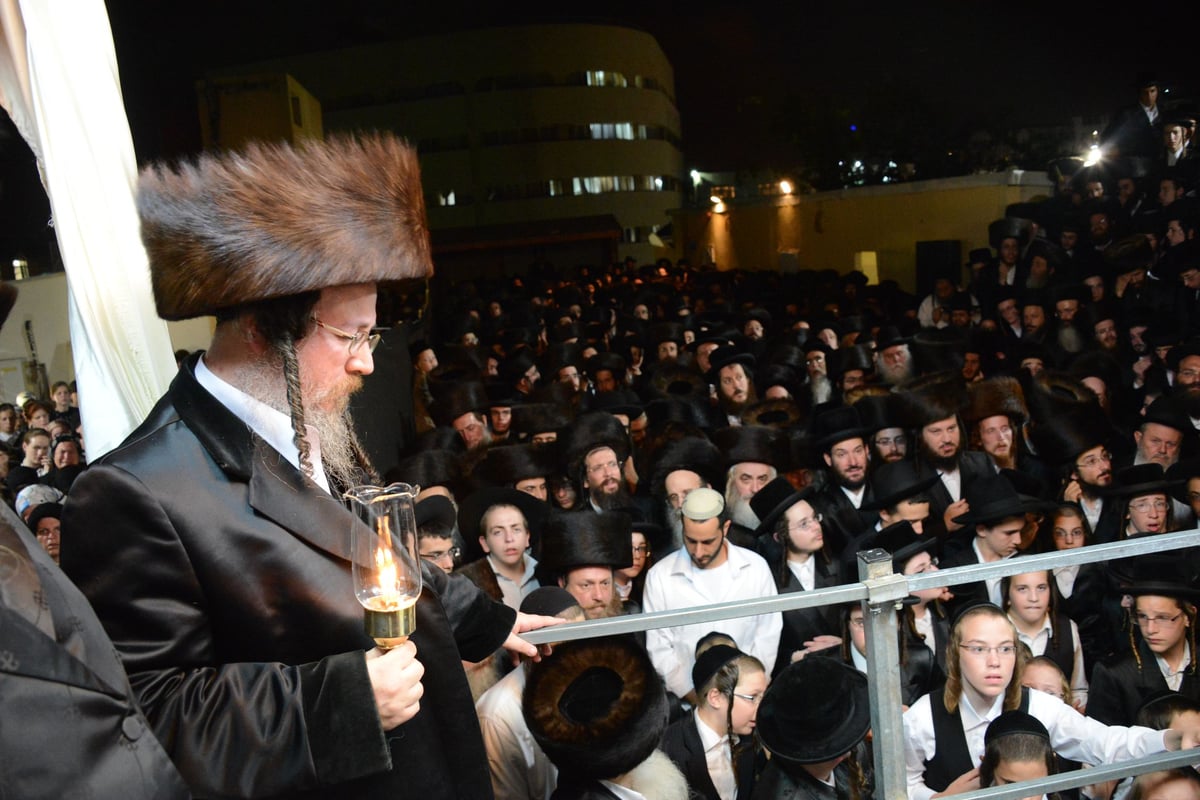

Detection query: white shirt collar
xmin=195 ymin=355 xmax=331 ymax=494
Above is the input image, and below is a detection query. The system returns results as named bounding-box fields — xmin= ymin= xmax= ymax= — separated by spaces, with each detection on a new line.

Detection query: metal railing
xmin=521 ymin=528 xmax=1200 ymax=800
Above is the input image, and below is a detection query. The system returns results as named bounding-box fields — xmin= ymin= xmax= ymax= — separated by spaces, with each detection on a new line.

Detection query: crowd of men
xmin=8 ymin=84 xmax=1200 ymax=798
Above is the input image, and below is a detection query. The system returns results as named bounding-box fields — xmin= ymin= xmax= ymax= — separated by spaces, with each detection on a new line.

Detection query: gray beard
xmin=1057 ymin=325 xmax=1084 ymax=354
xmin=878 ymin=359 xmax=913 ymax=386
xmin=727 ymin=492 xmax=761 ymax=529
xmin=231 ymin=359 xmax=363 ymax=491
xmin=664 ymin=501 xmax=685 ymax=551
xmin=810 ymin=374 xmax=832 ymax=404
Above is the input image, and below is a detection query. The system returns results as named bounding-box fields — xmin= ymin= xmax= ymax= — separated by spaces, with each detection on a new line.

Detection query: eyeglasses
xmin=787 ymin=514 xmax=823 ymax=532
xmin=586 ymin=460 xmax=621 ymax=475
xmin=1135 ymin=612 xmax=1184 ymax=628
xmin=313 ymin=318 xmax=382 ymax=355
xmin=732 ymin=692 xmax=764 ymax=705
xmin=1129 ymin=499 xmax=1169 ymax=513
xmin=632 ymin=544 xmax=650 ymax=554
xmin=420 ymin=546 xmax=461 ymax=563
xmin=848 ymin=617 xmax=865 ymax=629
xmin=1075 ymin=450 xmax=1112 ymax=470
xmin=908 ymin=556 xmax=939 ymax=574
xmin=874 ymin=435 xmax=907 ymax=448
xmin=958 ymin=644 xmax=1017 ymax=657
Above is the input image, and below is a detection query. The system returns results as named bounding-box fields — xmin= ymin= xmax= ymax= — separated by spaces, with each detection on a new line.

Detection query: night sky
xmin=0 ymin=0 xmax=1193 ymax=267
xmin=101 ymin=0 xmax=1194 ymax=168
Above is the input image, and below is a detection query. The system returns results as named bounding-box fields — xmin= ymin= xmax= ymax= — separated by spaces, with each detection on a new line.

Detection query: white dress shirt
xmin=787 ymin=556 xmax=816 ymax=593
xmin=476 ymin=666 xmax=556 ymax=800
xmin=903 ymin=688 xmax=1168 ymax=800
xmin=1157 ymin=642 xmax=1192 ymax=691
xmin=195 ymin=355 xmax=331 ymax=494
xmin=1013 ymin=615 xmax=1089 ymax=707
xmin=642 ymin=542 xmax=781 ymax=697
xmin=697 ymin=714 xmax=737 ymax=800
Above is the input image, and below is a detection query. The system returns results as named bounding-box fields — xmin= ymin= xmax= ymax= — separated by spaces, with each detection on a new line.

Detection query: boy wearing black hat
xmin=1087 ymin=556 xmax=1200 ymax=728
xmin=751 ymin=477 xmax=845 ymax=668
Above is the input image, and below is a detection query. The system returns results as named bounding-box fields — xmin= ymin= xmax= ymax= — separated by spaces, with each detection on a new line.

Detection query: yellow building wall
xmin=196 ymin=73 xmax=323 ymax=150
xmin=671 ymin=172 xmax=1053 ymax=291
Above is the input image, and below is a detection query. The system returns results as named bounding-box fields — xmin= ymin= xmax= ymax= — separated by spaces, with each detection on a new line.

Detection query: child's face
xmin=991 ymin=757 xmax=1048 ymax=800
xmin=1021 ymin=663 xmax=1065 ymax=702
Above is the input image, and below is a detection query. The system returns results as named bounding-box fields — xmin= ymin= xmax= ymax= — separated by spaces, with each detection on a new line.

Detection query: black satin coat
xmin=61 ymin=355 xmax=515 ymax=799
xmin=0 ymin=502 xmax=189 ymax=798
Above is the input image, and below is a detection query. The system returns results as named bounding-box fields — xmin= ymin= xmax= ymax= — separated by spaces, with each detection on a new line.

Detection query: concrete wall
xmin=0 ymin=272 xmax=212 ymax=403
xmin=670 ymin=170 xmax=1054 ymax=291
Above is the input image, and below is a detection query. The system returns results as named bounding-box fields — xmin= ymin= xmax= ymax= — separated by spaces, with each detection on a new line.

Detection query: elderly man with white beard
xmin=875 ymin=325 xmax=915 ymax=387
xmin=712 ymin=425 xmax=781 ymax=549
xmin=649 ymin=436 xmax=726 ymax=553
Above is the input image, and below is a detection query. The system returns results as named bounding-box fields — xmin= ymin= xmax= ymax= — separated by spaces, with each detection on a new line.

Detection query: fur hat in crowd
xmin=524 ymin=635 xmax=670 ymax=781
xmin=140 ymin=133 xmax=431 ymax=320
xmin=889 ymin=371 xmax=968 ymax=431
xmin=539 ymin=511 xmax=634 ymax=576
xmin=964 ymin=376 xmax=1028 ymax=427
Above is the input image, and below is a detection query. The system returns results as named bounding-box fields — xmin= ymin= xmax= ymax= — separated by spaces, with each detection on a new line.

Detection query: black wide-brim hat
xmin=588 ymin=389 xmax=644 ymax=420
xmin=756 ymin=657 xmax=871 ymax=766
xmin=1100 ymin=462 xmax=1183 ymax=498
xmin=952 ymin=474 xmax=1049 ymax=527
xmin=811 ymin=404 xmax=872 ymax=452
xmin=649 ymin=435 xmax=726 ymax=494
xmin=562 ymin=411 xmax=632 ymax=476
xmin=890 ymin=371 xmax=968 ymax=430
xmin=863 ymin=461 xmax=939 ymax=511
xmin=475 ymin=443 xmax=554 ymax=487
xmin=524 ymin=635 xmax=669 ymax=781
xmin=428 ymin=378 xmax=490 ymax=428
xmin=857 ymin=520 xmax=936 ymax=572
xmin=706 ymin=344 xmax=757 ymax=384
xmin=1115 ymin=552 xmax=1200 ymax=605
xmin=713 ymin=425 xmax=781 ymax=471
xmin=1166 ymin=457 xmax=1200 ymax=505
xmin=750 ymin=476 xmax=819 ymax=537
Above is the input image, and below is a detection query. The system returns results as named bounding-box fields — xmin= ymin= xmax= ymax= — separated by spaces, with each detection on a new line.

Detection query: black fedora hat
xmin=863 ymin=460 xmax=939 ymax=511
xmin=749 ymin=476 xmax=819 ymax=537
xmin=649 ymin=435 xmax=725 ymax=494
xmin=1101 ymin=463 xmax=1183 ymax=498
xmin=712 ymin=425 xmax=780 ymax=470
xmin=857 ymin=520 xmax=936 ymax=572
xmin=1117 ymin=552 xmax=1200 ymax=605
xmin=952 ymin=474 xmax=1046 ymax=527
xmin=811 ymin=404 xmax=872 ymax=452
xmin=706 ymin=344 xmax=757 ymax=383
xmin=756 ymin=657 xmax=871 ymax=767
xmin=588 ymin=389 xmax=644 ymax=420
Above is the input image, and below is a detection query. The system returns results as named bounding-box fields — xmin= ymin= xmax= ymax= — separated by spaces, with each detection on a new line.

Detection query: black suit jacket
xmin=919 ymin=451 xmax=995 ymax=523
xmin=773 ymin=555 xmax=843 ymax=673
xmin=62 ymin=354 xmax=515 ymax=799
xmin=0 ymin=504 xmax=190 ymax=799
xmin=1088 ymin=639 xmax=1200 ymax=727
xmin=662 ymin=714 xmax=757 ymax=800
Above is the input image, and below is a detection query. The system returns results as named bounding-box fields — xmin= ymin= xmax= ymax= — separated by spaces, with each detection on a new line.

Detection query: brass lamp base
xmin=364 ymin=603 xmax=416 ymax=652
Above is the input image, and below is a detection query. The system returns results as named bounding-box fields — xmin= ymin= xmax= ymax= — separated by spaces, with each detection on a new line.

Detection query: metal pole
xmin=859 ymin=547 xmax=909 ymax=800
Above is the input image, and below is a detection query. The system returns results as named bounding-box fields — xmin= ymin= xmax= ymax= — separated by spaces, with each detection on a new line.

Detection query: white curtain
xmin=0 ymin=0 xmax=175 ymax=457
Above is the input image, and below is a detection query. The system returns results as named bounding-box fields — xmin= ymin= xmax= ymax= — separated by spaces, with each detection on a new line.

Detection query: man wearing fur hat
xmin=61 ymin=135 xmax=557 ymax=799
xmin=539 ymin=511 xmax=634 ymax=621
xmin=642 ymin=488 xmax=781 ymax=704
